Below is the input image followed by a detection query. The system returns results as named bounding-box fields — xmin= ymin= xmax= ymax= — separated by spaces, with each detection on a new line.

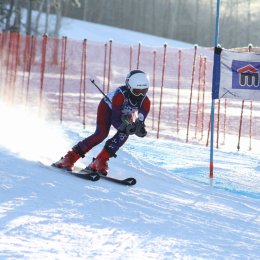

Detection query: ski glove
xmin=118 ymin=115 xmax=136 ymax=135
xmin=135 ymin=119 xmax=147 ymax=137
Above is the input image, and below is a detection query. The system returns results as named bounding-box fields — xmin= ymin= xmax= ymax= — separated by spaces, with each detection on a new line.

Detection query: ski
xmin=51 ymin=164 xmax=100 ymax=181
xmin=82 ymin=168 xmax=136 ymax=186
xmin=70 ymin=171 xmax=100 ymax=181
xmin=49 ymin=163 xmax=136 ymax=185
xmin=100 ymin=175 xmax=136 ymax=186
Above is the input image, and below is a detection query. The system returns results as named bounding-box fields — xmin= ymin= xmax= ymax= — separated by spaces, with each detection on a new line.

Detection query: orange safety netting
xmin=1 ymin=31 xmax=259 ymax=151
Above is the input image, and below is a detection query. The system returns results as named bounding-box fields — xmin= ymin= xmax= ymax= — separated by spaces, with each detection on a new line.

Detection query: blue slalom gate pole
xmin=210 ymin=0 xmax=221 ymax=179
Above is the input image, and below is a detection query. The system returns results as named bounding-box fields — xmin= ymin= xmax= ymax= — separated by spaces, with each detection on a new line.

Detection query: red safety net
xmin=1 ymin=31 xmax=259 ymax=151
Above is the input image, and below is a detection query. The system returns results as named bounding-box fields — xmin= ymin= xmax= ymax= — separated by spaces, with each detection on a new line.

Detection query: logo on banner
xmin=232 ymin=60 xmax=260 ymax=90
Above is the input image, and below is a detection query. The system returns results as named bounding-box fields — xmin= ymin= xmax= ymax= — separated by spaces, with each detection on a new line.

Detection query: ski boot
xmin=53 ymin=150 xmax=81 ymax=171
xmin=86 ymin=148 xmax=111 ymax=176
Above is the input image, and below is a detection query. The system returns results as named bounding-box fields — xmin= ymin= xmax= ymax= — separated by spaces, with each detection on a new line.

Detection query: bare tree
xmin=247 ymin=0 xmax=251 ymax=43
xmin=3 ymin=0 xmax=15 ymax=31
xmin=34 ymin=0 xmax=45 ymax=34
xmin=44 ymin=0 xmax=50 ymax=34
xmin=25 ymin=0 xmax=33 ymax=34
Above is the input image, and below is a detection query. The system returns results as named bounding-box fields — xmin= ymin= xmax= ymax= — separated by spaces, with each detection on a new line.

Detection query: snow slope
xmin=60 ymin=18 xmax=193 ymax=48
xmin=0 ymin=17 xmax=260 ymax=259
xmin=0 ymin=103 xmax=259 ymax=259
xmin=19 ymin=9 xmax=192 ymax=48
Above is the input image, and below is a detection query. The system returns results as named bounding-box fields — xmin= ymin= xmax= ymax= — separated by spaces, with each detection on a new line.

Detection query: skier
xmin=53 ymin=70 xmax=150 ymax=176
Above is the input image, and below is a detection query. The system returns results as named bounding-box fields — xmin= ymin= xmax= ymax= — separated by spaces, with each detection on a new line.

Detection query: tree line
xmin=0 ymin=0 xmax=259 ymax=48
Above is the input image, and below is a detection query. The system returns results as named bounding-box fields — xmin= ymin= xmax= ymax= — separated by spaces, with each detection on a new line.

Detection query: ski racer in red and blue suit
xmin=53 ymin=70 xmax=151 ymax=175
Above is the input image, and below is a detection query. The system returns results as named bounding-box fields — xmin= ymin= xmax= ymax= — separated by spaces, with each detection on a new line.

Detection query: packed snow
xmin=60 ymin=18 xmax=193 ymax=48
xmin=0 ymin=16 xmax=260 ymax=260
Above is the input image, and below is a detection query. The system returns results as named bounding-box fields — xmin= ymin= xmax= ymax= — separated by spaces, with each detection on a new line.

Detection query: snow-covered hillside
xmin=60 ymin=18 xmax=193 ymax=48
xmin=0 ymin=17 xmax=259 ymax=259
xmin=0 ymin=103 xmax=259 ymax=259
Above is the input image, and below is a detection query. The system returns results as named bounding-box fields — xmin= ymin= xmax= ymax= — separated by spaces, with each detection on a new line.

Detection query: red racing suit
xmin=73 ymin=85 xmax=150 ymax=157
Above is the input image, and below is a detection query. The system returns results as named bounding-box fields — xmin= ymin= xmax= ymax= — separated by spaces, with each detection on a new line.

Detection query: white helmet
xmin=125 ymin=70 xmax=149 ymax=96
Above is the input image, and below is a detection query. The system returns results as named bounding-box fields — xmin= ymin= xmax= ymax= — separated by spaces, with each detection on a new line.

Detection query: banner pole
xmin=210 ymin=0 xmax=221 ymax=179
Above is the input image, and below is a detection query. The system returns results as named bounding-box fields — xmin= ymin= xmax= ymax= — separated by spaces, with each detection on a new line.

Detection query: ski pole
xmin=89 ymin=79 xmax=112 ymax=104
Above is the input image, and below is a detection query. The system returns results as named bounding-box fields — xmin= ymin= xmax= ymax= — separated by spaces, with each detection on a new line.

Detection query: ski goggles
xmin=131 ymin=88 xmax=148 ymax=96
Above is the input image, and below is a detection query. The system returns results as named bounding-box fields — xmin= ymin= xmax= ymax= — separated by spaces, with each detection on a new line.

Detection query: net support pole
xmin=210 ymin=0 xmax=221 ymax=179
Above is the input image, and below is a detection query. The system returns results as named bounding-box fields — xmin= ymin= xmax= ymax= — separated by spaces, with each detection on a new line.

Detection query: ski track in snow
xmin=0 ymin=124 xmax=260 ymax=259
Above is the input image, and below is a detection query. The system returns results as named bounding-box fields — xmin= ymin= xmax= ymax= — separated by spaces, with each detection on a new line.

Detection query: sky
xmin=0 ymin=16 xmax=259 ymax=260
